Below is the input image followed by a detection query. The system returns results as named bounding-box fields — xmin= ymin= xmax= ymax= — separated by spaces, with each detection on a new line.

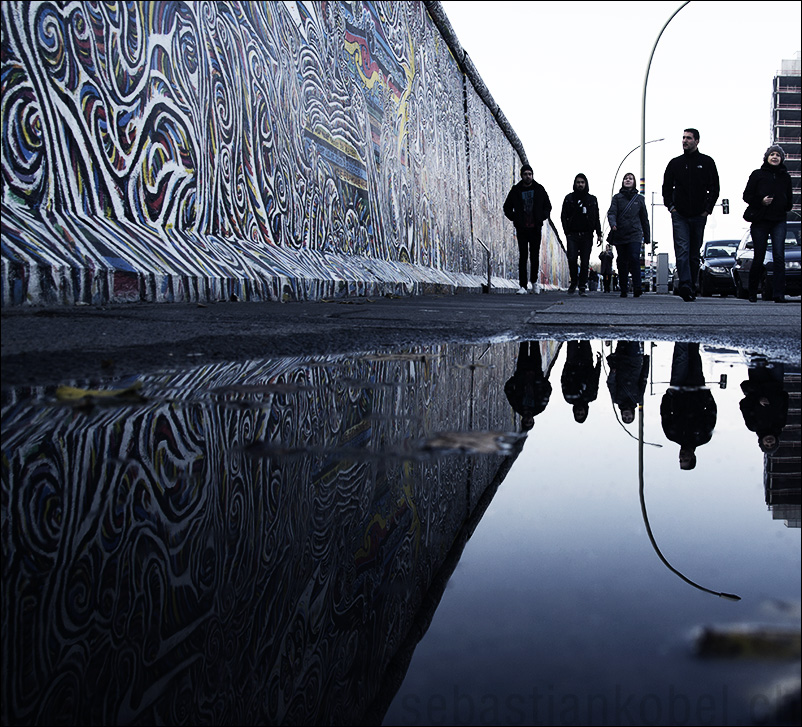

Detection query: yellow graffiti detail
xmin=395 ymin=29 xmax=414 ymax=158
xmin=343 ymin=29 xmax=415 ymax=159
xmin=56 ymin=381 xmax=144 ymax=401
xmin=343 ymin=38 xmax=386 ymax=93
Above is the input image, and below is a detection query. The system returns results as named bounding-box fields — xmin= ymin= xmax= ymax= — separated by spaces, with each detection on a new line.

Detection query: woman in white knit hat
xmin=742 ymin=145 xmax=793 ymax=302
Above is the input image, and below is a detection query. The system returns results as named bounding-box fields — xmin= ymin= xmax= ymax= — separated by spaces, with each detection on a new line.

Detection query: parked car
xmin=671 ymin=239 xmax=738 ymax=296
xmin=641 ymin=265 xmax=653 ymax=292
xmin=732 ymin=221 xmax=801 ymax=300
xmin=697 ymin=239 xmax=739 ymax=297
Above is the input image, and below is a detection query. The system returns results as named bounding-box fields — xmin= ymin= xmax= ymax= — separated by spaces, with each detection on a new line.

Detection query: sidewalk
xmin=1 ymin=289 xmax=799 ymax=388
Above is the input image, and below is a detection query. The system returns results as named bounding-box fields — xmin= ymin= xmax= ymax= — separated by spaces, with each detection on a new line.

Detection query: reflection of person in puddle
xmin=660 ymin=342 xmax=717 ymax=470
xmin=606 ymin=341 xmax=649 ymax=424
xmin=504 ymin=341 xmax=552 ymax=431
xmin=739 ymin=358 xmax=788 ymax=454
xmin=561 ymin=340 xmax=601 ymax=423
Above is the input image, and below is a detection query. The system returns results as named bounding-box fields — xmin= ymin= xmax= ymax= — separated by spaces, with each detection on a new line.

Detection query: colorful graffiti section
xmin=0 ymin=1 xmax=564 ymax=306
xmin=0 ymin=340 xmax=562 ymax=724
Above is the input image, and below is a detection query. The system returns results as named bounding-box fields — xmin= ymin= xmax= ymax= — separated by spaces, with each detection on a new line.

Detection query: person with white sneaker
xmin=503 ymin=164 xmax=552 ymax=295
xmin=560 ymin=173 xmax=602 ymax=297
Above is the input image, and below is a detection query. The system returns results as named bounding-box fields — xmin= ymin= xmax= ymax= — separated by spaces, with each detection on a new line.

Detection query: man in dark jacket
xmin=560 ymin=173 xmax=602 ymax=296
xmin=662 ymin=128 xmax=720 ymax=302
xmin=504 ymin=164 xmax=552 ymax=295
xmin=505 ymin=341 xmax=552 ymax=431
xmin=660 ymin=342 xmax=717 ymax=470
xmin=561 ymin=340 xmax=601 ymax=423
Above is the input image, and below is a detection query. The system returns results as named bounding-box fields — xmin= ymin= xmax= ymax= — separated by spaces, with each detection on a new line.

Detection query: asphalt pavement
xmin=1 ymin=289 xmax=800 ymax=388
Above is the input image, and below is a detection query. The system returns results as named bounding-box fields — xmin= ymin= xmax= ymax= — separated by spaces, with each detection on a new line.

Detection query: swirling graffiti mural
xmin=1 ymin=1 xmax=565 ymax=306
xmin=1 ymin=340 xmax=558 ymax=724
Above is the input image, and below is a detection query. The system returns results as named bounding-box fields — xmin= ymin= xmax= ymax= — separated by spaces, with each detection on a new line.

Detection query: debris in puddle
xmin=694 ymin=624 xmax=801 ymax=660
xmin=422 ymin=430 xmax=525 ymax=455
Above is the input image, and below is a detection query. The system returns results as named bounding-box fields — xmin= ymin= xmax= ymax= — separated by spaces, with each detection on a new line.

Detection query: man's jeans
xmin=566 ymin=232 xmax=593 ymax=290
xmin=516 ymin=227 xmax=541 ymax=289
xmin=671 ymin=211 xmax=707 ymax=293
xmin=749 ymin=219 xmax=786 ymax=298
xmin=669 ymin=341 xmax=705 ymax=387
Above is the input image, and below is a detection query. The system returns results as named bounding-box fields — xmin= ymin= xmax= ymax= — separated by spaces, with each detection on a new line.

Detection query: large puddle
xmin=1 ymin=339 xmax=799 ymax=726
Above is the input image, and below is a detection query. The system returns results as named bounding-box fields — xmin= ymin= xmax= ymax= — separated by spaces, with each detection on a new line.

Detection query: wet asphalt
xmin=1 ymin=289 xmax=800 ymax=388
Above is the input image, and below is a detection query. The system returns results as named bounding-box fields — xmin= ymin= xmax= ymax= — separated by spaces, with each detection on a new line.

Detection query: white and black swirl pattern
xmin=2 ymin=1 xmax=540 ymax=306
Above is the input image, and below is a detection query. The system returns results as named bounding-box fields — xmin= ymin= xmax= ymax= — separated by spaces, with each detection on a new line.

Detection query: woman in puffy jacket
xmin=742 ymin=145 xmax=793 ymax=303
xmin=607 ymin=172 xmax=650 ymax=298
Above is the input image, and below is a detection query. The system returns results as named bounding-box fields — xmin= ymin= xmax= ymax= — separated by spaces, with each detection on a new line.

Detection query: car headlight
xmin=786 ymin=261 xmax=801 ymax=270
xmin=708 ymin=266 xmax=729 ymax=273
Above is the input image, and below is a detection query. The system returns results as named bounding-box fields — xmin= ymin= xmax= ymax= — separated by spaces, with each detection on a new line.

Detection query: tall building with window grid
xmin=773 ymin=53 xmax=801 ymax=219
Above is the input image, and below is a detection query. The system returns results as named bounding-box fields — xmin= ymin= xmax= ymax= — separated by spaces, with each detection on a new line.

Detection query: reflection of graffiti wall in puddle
xmin=1 ymin=2 xmax=564 ymax=306
xmin=1 ymin=340 xmax=561 ymax=724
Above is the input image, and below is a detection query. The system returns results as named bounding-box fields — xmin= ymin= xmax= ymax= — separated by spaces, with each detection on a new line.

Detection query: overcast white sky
xmin=440 ymin=0 xmax=801 ymax=260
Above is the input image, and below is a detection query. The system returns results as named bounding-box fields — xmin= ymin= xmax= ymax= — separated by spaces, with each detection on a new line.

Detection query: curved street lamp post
xmin=640 ymin=1 xmax=691 ymax=196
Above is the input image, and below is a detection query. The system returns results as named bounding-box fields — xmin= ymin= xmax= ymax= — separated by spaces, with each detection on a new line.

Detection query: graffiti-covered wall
xmin=1 ymin=1 xmax=566 ymax=306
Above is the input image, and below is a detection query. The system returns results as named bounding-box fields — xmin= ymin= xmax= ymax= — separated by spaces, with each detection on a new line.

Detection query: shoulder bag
xmin=743 ymin=204 xmax=763 ymax=223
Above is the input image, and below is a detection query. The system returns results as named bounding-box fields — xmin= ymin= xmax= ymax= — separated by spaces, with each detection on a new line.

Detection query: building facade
xmin=773 ymin=53 xmax=801 ymax=219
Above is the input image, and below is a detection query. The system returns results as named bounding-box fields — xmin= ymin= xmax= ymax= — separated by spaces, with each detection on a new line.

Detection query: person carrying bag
xmin=606 ymin=172 xmax=650 ymax=298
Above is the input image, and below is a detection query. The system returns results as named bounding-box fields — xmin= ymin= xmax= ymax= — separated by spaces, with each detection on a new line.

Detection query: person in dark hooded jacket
xmin=742 ymin=145 xmax=793 ymax=303
xmin=561 ymin=173 xmax=602 ymax=296
xmin=561 ymin=340 xmax=601 ymax=423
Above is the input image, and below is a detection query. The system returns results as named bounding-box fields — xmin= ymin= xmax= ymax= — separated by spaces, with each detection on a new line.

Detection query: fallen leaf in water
xmin=695 ymin=625 xmax=801 ymax=660
xmin=56 ymin=381 xmax=145 ymax=402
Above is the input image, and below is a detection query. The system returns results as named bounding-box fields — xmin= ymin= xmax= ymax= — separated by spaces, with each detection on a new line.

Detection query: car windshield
xmin=705 ymin=245 xmax=737 ymax=258
xmin=741 ymin=224 xmax=800 ymax=250
xmin=705 ymin=245 xmax=738 ymax=258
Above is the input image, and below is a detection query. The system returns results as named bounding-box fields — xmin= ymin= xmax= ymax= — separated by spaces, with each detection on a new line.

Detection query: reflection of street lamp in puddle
xmin=638 ymin=415 xmax=741 ymax=601
xmin=637 ymin=342 xmax=739 ymax=598
xmin=604 ymin=339 xmax=736 ymax=598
